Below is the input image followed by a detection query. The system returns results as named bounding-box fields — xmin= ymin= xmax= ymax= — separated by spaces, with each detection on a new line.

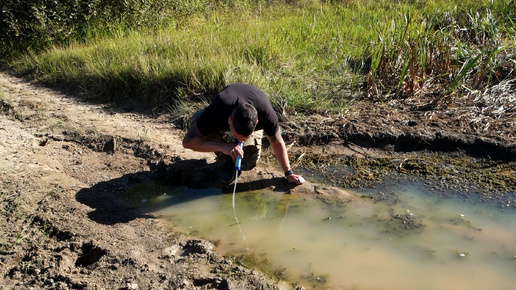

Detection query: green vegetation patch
xmin=2 ymin=0 xmax=514 ymax=123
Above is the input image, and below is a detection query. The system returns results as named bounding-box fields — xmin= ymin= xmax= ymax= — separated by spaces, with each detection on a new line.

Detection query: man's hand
xmin=286 ymin=173 xmax=305 ymax=185
xmin=221 ymin=143 xmax=244 ymax=160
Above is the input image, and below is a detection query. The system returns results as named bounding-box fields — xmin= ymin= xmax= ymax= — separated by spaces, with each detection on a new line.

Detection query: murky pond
xmin=128 ymin=182 xmax=516 ymax=289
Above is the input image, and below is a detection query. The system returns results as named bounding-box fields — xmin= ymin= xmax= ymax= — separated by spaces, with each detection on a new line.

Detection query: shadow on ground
xmin=76 ymin=159 xmax=299 ymax=225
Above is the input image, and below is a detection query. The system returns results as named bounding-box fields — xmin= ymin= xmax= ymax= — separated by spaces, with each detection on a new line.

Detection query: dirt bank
xmin=0 ymin=72 xmax=514 ymax=289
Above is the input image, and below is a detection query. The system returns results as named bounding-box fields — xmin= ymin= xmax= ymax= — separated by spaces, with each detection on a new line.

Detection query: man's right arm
xmin=182 ymin=124 xmax=237 ymax=156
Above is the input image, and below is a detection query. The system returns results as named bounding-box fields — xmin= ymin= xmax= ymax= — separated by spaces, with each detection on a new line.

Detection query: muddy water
xmin=138 ymin=183 xmax=516 ymax=289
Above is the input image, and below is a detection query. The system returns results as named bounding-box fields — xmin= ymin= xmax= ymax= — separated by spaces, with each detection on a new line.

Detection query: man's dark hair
xmin=232 ymin=103 xmax=258 ymax=136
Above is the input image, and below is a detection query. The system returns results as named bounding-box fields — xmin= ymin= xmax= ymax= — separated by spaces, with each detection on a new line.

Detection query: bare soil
xmin=0 ymin=72 xmax=514 ymax=289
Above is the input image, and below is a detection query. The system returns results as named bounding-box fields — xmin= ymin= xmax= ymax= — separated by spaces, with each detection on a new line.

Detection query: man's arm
xmin=182 ymin=123 xmax=242 ymax=159
xmin=268 ymin=128 xmax=305 ymax=185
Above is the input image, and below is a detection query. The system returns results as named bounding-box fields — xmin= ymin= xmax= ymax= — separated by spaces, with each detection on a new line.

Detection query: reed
xmin=367 ymin=1 xmax=516 ymax=108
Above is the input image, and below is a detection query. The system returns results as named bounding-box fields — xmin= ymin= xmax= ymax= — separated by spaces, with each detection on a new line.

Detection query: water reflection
xmin=136 ymin=183 xmax=516 ymax=289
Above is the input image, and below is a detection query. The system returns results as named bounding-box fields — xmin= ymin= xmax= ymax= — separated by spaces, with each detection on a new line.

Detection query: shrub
xmin=0 ymin=0 xmax=176 ymax=58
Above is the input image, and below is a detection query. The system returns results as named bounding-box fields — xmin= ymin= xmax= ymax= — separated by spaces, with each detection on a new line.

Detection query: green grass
xmin=3 ymin=0 xmax=515 ymax=124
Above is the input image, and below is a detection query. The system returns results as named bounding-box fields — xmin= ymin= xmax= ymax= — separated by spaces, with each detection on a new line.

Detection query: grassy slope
xmin=4 ymin=0 xmax=515 ymax=122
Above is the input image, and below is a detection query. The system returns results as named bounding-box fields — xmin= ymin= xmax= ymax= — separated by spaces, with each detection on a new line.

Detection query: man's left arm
xmin=268 ymin=128 xmax=305 ymax=185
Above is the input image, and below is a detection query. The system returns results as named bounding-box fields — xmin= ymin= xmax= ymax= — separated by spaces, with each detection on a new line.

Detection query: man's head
xmin=229 ymin=103 xmax=258 ymax=141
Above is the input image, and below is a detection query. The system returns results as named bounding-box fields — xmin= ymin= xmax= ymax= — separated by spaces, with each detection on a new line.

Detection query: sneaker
xmin=220 ymin=160 xmax=241 ymax=186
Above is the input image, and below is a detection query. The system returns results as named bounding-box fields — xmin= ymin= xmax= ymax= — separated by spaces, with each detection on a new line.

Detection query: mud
xmin=0 ymin=71 xmax=514 ymax=289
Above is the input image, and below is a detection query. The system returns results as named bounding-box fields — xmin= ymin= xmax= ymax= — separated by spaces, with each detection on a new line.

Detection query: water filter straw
xmin=232 ymin=140 xmax=248 ymax=247
xmin=235 ymin=141 xmax=243 ymax=171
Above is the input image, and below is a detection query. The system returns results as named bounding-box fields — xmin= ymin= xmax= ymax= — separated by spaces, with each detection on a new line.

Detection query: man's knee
xmin=187 ymin=110 xmax=204 ymax=130
xmin=241 ymin=130 xmax=263 ymax=171
xmin=241 ymin=145 xmax=259 ymax=170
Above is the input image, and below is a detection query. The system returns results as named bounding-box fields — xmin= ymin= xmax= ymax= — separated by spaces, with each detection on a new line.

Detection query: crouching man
xmin=182 ymin=83 xmax=305 ymax=186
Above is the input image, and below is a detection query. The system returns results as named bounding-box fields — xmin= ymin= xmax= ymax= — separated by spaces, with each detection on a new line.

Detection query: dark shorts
xmin=189 ymin=110 xmax=263 ymax=171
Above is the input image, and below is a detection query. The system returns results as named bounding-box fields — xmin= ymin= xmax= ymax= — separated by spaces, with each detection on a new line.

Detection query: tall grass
xmin=367 ymin=0 xmax=516 ymax=107
xmin=3 ymin=0 xmax=515 ymax=122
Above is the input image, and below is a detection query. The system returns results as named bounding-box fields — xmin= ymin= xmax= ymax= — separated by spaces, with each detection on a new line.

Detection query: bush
xmin=0 ymin=0 xmax=176 ymax=58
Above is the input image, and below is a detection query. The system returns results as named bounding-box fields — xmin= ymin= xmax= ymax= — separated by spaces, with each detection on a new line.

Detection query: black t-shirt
xmin=196 ymin=83 xmax=279 ymax=137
